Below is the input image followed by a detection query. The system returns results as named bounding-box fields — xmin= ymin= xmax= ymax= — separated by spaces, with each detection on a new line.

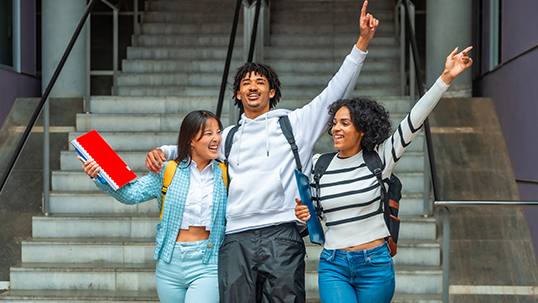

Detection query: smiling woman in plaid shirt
xmin=80 ymin=110 xmax=227 ymax=303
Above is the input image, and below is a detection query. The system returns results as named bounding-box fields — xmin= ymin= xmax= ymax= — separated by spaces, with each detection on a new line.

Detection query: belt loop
xmin=328 ymin=249 xmax=336 ymax=262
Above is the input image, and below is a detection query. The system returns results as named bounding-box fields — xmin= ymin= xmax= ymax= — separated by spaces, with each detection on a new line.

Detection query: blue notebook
xmin=294 ymin=170 xmax=325 ymax=245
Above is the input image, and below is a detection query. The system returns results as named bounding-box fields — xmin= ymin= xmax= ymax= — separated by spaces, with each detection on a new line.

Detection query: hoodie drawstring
xmin=265 ymin=115 xmax=270 ymax=157
xmin=237 ymin=116 xmax=245 ymax=166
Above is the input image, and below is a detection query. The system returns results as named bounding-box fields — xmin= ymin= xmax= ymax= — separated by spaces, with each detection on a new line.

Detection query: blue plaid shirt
xmin=94 ymin=160 xmax=227 ymax=264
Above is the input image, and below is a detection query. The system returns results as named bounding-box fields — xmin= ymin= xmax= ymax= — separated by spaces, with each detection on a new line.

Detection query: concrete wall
xmin=475 ymin=0 xmax=538 ymax=259
xmin=0 ymin=0 xmax=40 ymax=129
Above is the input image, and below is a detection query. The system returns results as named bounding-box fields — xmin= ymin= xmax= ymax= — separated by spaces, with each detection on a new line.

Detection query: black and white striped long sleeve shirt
xmin=314 ymin=77 xmax=449 ymax=250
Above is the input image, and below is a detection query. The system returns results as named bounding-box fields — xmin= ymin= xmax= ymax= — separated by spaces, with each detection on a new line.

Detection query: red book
xmin=71 ymin=130 xmax=137 ymax=190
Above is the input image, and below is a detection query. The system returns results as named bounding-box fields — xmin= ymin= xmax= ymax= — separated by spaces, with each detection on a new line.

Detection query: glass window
xmin=0 ymin=0 xmax=14 ymax=68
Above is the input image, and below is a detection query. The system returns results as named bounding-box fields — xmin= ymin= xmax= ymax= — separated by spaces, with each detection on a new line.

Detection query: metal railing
xmin=216 ymin=0 xmax=268 ymax=120
xmin=0 ymin=0 xmax=100 ymax=213
xmin=435 ymin=201 xmax=538 ymax=303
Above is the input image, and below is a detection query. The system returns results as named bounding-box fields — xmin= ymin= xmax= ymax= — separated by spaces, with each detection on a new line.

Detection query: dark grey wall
xmin=0 ymin=0 xmax=40 ymax=128
xmin=476 ymin=0 xmax=538 ymax=260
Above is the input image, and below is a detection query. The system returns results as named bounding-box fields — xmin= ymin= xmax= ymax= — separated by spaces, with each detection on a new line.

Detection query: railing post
xmin=133 ymin=0 xmax=139 ymax=47
xmin=85 ymin=12 xmax=91 ymax=113
xmin=43 ymin=97 xmax=50 ymax=215
xmin=408 ymin=1 xmax=416 ymax=102
xmin=442 ymin=206 xmax=450 ymax=303
xmin=112 ymin=7 xmax=119 ymax=95
xmin=399 ymin=3 xmax=405 ymax=96
xmin=243 ymin=0 xmax=264 ymax=63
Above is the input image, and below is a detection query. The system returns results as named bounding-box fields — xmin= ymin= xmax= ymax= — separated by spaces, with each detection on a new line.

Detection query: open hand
xmin=78 ymin=156 xmax=100 ymax=178
xmin=295 ymin=198 xmax=311 ymax=221
xmin=356 ymin=1 xmax=379 ymax=51
xmin=145 ymin=148 xmax=166 ymax=173
xmin=441 ymin=46 xmax=473 ymax=84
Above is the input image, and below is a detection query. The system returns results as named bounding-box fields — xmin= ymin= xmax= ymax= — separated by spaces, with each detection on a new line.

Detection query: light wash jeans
xmin=156 ymin=240 xmax=219 ymax=303
xmin=318 ymin=242 xmax=395 ymax=303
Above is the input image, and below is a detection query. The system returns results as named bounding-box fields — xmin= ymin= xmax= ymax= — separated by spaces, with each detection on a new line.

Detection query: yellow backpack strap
xmin=218 ymin=161 xmax=228 ymax=189
xmin=160 ymin=160 xmax=179 ymax=220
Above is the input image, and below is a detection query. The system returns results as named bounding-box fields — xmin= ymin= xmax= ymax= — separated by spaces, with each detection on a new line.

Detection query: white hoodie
xmin=161 ymin=46 xmax=367 ymax=233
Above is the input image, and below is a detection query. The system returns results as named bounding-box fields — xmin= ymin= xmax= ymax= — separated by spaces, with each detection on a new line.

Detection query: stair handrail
xmin=216 ymin=0 xmax=266 ymax=119
xmin=0 ymin=0 xmax=128 ymax=214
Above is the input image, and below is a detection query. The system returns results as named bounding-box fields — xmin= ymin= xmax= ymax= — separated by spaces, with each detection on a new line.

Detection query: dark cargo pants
xmin=218 ymin=222 xmax=306 ymax=303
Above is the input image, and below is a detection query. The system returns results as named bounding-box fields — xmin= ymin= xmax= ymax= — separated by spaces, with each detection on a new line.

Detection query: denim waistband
xmin=323 ymin=242 xmax=389 ymax=262
xmin=175 ymin=239 xmax=209 ymax=250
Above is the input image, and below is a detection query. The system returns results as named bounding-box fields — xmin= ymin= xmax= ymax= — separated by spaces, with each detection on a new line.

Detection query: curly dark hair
xmin=327 ymin=97 xmax=392 ymax=152
xmin=232 ymin=62 xmax=282 ymax=112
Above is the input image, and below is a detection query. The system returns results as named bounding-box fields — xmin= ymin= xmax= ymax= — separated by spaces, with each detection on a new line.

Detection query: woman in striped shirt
xmin=295 ymin=46 xmax=473 ymax=303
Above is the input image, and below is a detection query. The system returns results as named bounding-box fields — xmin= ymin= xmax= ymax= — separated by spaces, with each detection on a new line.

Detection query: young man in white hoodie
xmin=145 ymin=2 xmax=378 ymax=302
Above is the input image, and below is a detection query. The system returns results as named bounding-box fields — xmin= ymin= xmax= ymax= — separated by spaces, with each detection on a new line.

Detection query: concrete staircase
xmin=1 ymin=0 xmax=441 ymax=302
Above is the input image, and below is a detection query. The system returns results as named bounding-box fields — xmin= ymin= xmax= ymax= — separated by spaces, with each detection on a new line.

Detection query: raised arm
xmin=380 ymin=46 xmax=473 ymax=177
xmin=289 ymin=1 xmax=379 ymax=144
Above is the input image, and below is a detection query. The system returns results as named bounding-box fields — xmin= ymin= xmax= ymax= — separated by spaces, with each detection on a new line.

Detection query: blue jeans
xmin=155 ymin=240 xmax=219 ymax=303
xmin=318 ymin=243 xmax=395 ymax=303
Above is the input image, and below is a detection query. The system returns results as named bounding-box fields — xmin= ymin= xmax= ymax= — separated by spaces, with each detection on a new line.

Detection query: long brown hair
xmin=175 ymin=110 xmax=223 ymax=166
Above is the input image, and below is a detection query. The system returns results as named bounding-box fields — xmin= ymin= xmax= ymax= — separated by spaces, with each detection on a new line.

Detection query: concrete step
xmin=136 ymin=35 xmax=244 ymax=47
xmin=125 ymin=46 xmax=397 ymax=60
xmin=116 ymin=71 xmax=399 ymax=87
xmin=9 ymin=263 xmax=156 ymax=291
xmin=305 ymin=292 xmax=442 ymax=303
xmin=305 ymin=239 xmax=440 ymax=267
xmin=9 ymin=262 xmax=440 ymax=293
xmin=140 ymin=22 xmax=242 ymax=35
xmin=0 ymin=290 xmax=441 ymax=303
xmin=126 ymin=46 xmax=241 ymax=60
xmin=21 ymin=238 xmax=156 ymax=264
xmin=271 ymin=11 xmax=395 ymax=26
xmin=270 ymin=35 xmax=397 ymax=47
xmin=270 ymin=22 xmax=394 ymax=35
xmin=117 ymin=85 xmax=402 ymax=98
xmin=47 ymin=190 xmax=424 ymax=216
xmin=0 ymin=290 xmax=159 ymax=302
xmin=143 ymin=12 xmax=238 ymax=23
xmin=272 ymin=1 xmax=394 ymax=12
xmin=75 ymin=113 xmax=230 ymax=132
xmin=134 ymin=34 xmax=396 ymax=48
xmin=122 ymin=57 xmax=399 ymax=74
xmin=87 ymin=96 xmax=229 ymax=114
xmin=146 ymin=1 xmax=237 ymax=12
xmin=87 ymin=95 xmax=408 ymax=114
xmin=49 ymin=191 xmax=160 ymax=214
xmin=264 ymin=46 xmax=399 ymax=59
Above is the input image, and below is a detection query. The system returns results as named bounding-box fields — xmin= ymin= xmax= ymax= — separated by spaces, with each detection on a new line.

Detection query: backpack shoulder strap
xmin=312 ymin=152 xmax=337 ymax=218
xmin=217 ymin=161 xmax=228 ymax=190
xmin=160 ymin=160 xmax=179 ymax=220
xmin=313 ymin=153 xmax=337 ymax=180
xmin=223 ymin=125 xmax=240 ymax=189
xmin=279 ymin=115 xmax=302 ymax=172
xmin=363 ymin=149 xmax=390 ymax=226
xmin=224 ymin=125 xmax=240 ymax=161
